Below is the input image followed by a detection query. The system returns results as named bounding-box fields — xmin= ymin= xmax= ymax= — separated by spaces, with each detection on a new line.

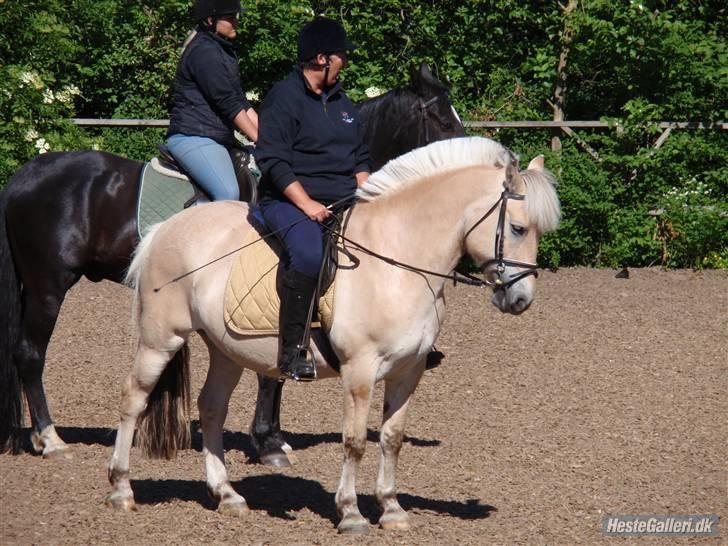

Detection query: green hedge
xmin=1 ymin=0 xmax=725 ymax=268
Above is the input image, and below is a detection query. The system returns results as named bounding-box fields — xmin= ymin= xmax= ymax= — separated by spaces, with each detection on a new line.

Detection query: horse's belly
xmin=203 ymin=333 xmax=339 ymax=380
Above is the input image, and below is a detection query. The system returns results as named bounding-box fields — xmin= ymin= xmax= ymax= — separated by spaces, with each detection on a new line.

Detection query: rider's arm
xmin=355 ymin=171 xmax=369 ymax=188
xmin=188 ymin=42 xmax=253 ymax=139
xmin=233 ymin=108 xmax=258 ymax=143
xmin=282 ymin=181 xmax=331 ymax=222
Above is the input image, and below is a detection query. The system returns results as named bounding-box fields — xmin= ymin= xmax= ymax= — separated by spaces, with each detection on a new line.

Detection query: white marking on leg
xmin=107 ymin=343 xmax=181 ymax=510
xmin=199 ymin=348 xmax=247 ymax=513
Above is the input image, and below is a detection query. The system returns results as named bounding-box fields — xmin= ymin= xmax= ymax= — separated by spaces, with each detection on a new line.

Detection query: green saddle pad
xmin=137 ymin=162 xmax=197 ymax=237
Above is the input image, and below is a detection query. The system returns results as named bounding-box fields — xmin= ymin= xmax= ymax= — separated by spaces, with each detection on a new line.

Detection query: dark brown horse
xmin=0 ymin=63 xmax=464 ymax=460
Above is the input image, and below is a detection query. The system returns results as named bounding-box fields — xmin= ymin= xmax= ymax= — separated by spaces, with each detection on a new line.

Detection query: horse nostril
xmin=511 ymin=296 xmax=530 ymax=314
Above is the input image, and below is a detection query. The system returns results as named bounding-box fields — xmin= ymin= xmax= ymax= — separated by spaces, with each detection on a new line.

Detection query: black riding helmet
xmin=193 ymin=0 xmax=241 ymax=21
xmin=297 ymin=17 xmax=355 ymax=62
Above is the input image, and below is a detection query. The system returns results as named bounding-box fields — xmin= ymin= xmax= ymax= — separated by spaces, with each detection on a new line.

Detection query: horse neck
xmin=350 ymin=168 xmax=491 ymax=279
xmin=361 ymin=90 xmax=419 ymax=164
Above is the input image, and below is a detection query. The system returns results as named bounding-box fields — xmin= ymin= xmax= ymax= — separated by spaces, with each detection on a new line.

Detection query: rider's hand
xmin=282 ymin=180 xmax=331 ymax=222
xmin=301 ymin=199 xmax=331 ymax=222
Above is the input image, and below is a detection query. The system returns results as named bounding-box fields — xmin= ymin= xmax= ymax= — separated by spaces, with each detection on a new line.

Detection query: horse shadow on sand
xmin=45 ymin=425 xmax=494 ymax=524
xmin=131 ymin=473 xmax=496 ymax=527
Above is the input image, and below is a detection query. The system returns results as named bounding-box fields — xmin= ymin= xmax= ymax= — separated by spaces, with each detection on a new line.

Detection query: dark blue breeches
xmin=258 ymin=200 xmax=324 ymax=279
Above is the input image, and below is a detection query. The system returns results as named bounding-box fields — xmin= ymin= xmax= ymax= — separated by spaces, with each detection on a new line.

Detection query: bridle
xmin=320 ymin=187 xmax=539 ymax=291
xmin=414 ymin=96 xmax=439 ymax=146
xmin=463 ymin=189 xmax=539 ymax=289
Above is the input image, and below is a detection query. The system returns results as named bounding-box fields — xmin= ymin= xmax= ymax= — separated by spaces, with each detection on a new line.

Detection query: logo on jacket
xmin=341 ymin=111 xmax=354 ymax=124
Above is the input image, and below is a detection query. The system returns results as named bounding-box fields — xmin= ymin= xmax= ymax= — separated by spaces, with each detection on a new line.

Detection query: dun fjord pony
xmin=0 ymin=63 xmax=463 ymax=459
xmin=108 ymin=137 xmax=560 ymax=534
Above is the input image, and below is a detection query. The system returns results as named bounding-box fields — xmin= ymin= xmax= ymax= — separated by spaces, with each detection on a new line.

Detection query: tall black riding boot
xmin=278 ymin=269 xmax=318 ymax=382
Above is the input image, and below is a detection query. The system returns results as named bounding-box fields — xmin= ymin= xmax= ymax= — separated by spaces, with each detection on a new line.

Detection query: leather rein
xmin=323 ymin=188 xmax=539 ymax=291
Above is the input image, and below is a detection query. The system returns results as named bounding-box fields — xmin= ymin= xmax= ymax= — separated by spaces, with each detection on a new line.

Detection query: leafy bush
xmin=1 ymin=0 xmax=725 ymax=268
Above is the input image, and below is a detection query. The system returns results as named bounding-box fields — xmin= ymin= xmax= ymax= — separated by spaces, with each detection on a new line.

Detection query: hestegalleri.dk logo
xmin=602 ymin=515 xmax=719 ymax=536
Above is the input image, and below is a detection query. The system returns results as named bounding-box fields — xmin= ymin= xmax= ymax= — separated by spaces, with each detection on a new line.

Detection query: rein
xmin=152 ymin=190 xmax=537 ymax=293
xmin=321 ymin=188 xmax=538 ymax=290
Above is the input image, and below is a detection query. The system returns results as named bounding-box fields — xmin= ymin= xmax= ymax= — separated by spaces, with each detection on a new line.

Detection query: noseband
xmin=464 ymin=189 xmax=539 ymax=289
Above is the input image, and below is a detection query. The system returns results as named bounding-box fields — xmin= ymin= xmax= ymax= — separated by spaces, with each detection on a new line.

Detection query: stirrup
xmin=279 ymin=348 xmax=317 ymax=382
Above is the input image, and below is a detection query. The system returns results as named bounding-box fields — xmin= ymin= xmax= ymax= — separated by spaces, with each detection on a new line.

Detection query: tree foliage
xmin=1 ymin=0 xmax=725 ymax=268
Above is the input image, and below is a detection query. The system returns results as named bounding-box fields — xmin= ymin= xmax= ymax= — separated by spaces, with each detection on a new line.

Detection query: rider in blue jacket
xmin=255 ymin=17 xmax=370 ymax=381
xmin=166 ymin=0 xmax=258 ymax=201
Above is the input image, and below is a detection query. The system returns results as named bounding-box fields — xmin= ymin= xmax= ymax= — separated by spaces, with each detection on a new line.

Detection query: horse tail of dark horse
xmin=135 ymin=343 xmax=191 ymax=459
xmin=0 ymin=188 xmax=24 ymax=453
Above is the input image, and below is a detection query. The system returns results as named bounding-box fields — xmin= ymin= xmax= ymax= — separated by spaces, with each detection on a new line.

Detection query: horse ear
xmin=410 ymin=62 xmax=440 ymax=96
xmin=504 ymin=159 xmax=525 ymax=193
xmin=419 ymin=62 xmax=433 ymax=80
xmin=409 ymin=63 xmax=423 ymax=89
xmin=527 ymin=155 xmax=545 ymax=171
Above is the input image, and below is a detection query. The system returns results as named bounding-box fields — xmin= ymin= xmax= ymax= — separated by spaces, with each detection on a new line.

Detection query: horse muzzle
xmin=487 ymin=266 xmax=535 ymax=315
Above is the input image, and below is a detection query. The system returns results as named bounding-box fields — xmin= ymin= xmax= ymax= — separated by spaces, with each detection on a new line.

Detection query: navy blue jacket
xmin=255 ymin=68 xmax=370 ymax=205
xmin=167 ymin=27 xmax=251 ymax=147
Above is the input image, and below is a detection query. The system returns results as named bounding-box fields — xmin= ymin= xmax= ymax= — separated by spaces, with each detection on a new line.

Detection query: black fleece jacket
xmin=167 ymin=27 xmax=251 ymax=147
xmin=255 ymin=68 xmax=370 ymax=205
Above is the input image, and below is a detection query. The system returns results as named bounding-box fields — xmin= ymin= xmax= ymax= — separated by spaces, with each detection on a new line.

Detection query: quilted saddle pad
xmin=224 ymin=227 xmax=335 ymax=335
xmin=137 ymin=162 xmax=196 ymax=237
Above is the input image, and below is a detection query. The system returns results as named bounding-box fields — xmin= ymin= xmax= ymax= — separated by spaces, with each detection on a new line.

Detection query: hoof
xmin=218 ymin=501 xmax=250 ymax=517
xmin=338 ymin=514 xmax=370 ymax=535
xmin=260 ymin=451 xmax=292 ymax=468
xmin=379 ymin=511 xmax=411 ymax=531
xmin=43 ymin=447 xmax=73 ymax=461
xmin=106 ymin=494 xmax=137 ymax=512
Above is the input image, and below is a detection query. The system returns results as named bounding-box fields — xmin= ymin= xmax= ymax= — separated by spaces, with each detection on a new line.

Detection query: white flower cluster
xmin=666 ymin=177 xmax=712 ymax=200
xmin=245 ymin=90 xmax=260 ymax=102
xmin=365 ymin=86 xmax=385 ymax=98
xmin=42 ymin=85 xmax=81 ymax=105
xmin=35 ymin=138 xmax=51 ymax=154
xmin=19 ymin=71 xmax=45 ymax=90
xmin=25 ymin=127 xmax=51 ymax=154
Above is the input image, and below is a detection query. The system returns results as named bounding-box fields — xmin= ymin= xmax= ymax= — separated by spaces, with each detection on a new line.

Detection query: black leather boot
xmin=278 ymin=269 xmax=318 ymax=381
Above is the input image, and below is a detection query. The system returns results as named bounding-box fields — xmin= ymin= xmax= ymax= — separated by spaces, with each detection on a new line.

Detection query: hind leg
xmin=107 ymin=342 xmax=182 ymax=511
xmin=15 ymin=276 xmax=79 ymax=459
xmin=198 ymin=347 xmax=248 ymax=516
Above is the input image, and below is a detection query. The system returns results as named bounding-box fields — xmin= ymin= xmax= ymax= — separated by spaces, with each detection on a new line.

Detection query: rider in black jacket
xmin=166 ymin=0 xmax=258 ymax=200
xmin=255 ymin=18 xmax=370 ymax=381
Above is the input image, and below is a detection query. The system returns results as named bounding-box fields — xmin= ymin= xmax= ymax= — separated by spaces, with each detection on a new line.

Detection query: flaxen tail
xmin=135 ymin=343 xmax=191 ymax=459
xmin=126 ymin=223 xmax=191 ymax=459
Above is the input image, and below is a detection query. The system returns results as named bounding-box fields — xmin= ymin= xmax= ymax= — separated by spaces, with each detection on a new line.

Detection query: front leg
xmin=376 ymin=362 xmax=425 ymax=531
xmin=335 ymin=361 xmax=377 ymax=535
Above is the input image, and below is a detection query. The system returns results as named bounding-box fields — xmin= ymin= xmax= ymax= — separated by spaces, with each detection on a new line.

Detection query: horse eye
xmin=511 ymin=224 xmax=527 ymax=237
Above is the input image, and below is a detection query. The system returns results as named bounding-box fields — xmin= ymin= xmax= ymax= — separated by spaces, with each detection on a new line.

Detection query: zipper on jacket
xmin=321 ymin=91 xmax=328 ymax=117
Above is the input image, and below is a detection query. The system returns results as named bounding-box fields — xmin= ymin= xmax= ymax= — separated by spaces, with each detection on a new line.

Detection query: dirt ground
xmin=0 ymin=268 xmax=725 ymax=544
